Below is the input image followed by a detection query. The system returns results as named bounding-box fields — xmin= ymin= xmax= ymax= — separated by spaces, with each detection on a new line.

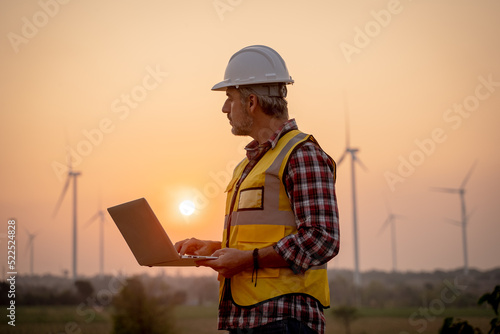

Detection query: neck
xmin=251 ymin=117 xmax=288 ymax=144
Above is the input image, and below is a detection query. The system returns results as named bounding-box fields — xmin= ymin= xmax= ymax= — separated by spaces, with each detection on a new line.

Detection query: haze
xmin=1 ymin=0 xmax=499 ymax=279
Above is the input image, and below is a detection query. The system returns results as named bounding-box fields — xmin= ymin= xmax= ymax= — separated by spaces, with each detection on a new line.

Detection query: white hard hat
xmin=211 ymin=45 xmax=294 ymax=95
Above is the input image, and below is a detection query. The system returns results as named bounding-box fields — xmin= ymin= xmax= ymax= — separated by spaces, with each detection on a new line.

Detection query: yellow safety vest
xmin=221 ymin=129 xmax=331 ymax=308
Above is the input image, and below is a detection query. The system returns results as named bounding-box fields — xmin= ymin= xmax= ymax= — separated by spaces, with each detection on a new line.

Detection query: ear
xmin=247 ymin=94 xmax=258 ymax=113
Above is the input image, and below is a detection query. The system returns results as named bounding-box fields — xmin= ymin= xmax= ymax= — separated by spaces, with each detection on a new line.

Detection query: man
xmin=175 ymin=45 xmax=340 ymax=334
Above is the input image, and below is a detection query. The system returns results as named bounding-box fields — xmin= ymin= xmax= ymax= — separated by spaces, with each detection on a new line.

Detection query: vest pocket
xmin=238 ymin=187 xmax=264 ymax=211
xmin=234 ymin=224 xmax=285 ymax=279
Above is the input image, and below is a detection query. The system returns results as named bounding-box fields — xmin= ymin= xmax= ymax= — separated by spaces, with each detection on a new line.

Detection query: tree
xmin=74 ymin=279 xmax=94 ymax=302
xmin=439 ymin=285 xmax=500 ymax=334
xmin=332 ymin=305 xmax=359 ymax=334
xmin=478 ymin=285 xmax=500 ymax=334
xmin=329 ymin=275 xmax=356 ymax=306
xmin=362 ymin=280 xmax=391 ymax=308
xmin=439 ymin=317 xmax=481 ymax=334
xmin=0 ymin=282 xmax=10 ymax=305
xmin=111 ymin=277 xmax=175 ymax=334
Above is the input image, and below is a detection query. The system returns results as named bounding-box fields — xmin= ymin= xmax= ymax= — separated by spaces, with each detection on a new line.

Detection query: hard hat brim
xmin=211 ymin=78 xmax=294 ymax=91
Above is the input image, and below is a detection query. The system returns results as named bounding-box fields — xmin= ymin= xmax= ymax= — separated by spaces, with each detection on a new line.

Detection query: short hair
xmin=238 ymin=85 xmax=289 ymax=120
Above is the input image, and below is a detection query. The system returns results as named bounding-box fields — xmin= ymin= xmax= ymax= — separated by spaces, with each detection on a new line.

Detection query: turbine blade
xmin=24 ymin=233 xmax=36 ymax=252
xmin=64 ymin=129 xmax=73 ymax=172
xmin=53 ymin=176 xmax=71 ymax=217
xmin=337 ymin=150 xmax=348 ymax=166
xmin=343 ymin=93 xmax=351 ymax=148
xmin=444 ymin=217 xmax=461 ymax=227
xmin=466 ymin=208 xmax=475 ymax=223
xmin=354 ymin=156 xmax=368 ymax=172
xmin=24 ymin=227 xmax=40 ymax=237
xmin=85 ymin=211 xmax=102 ymax=228
xmin=393 ymin=214 xmax=407 ymax=221
xmin=378 ymin=217 xmax=391 ymax=235
xmin=430 ymin=187 xmax=459 ymax=194
xmin=461 ymin=160 xmax=478 ymax=189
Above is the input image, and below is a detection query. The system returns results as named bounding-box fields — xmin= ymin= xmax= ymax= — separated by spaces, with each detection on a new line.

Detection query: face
xmin=222 ymin=87 xmax=253 ymax=136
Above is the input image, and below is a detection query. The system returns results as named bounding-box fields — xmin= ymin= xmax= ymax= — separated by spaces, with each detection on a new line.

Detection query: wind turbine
xmin=85 ymin=204 xmax=108 ymax=278
xmin=378 ymin=204 xmax=405 ymax=272
xmin=53 ymin=155 xmax=81 ymax=280
xmin=430 ymin=161 xmax=477 ymax=276
xmin=337 ymin=95 xmax=367 ymax=290
xmin=25 ymin=228 xmax=39 ymax=276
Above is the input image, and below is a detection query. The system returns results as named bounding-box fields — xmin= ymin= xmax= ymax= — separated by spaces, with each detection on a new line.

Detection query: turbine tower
xmin=337 ymin=95 xmax=366 ymax=290
xmin=431 ymin=161 xmax=477 ymax=276
xmin=53 ymin=156 xmax=81 ymax=280
xmin=378 ymin=204 xmax=405 ymax=272
xmin=86 ymin=205 xmax=107 ymax=278
xmin=25 ymin=229 xmax=39 ymax=276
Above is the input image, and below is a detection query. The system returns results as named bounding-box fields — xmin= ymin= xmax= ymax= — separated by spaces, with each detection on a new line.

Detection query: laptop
xmin=107 ymin=198 xmax=217 ymax=267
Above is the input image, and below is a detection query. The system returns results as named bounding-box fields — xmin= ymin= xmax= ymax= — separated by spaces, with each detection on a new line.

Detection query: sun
xmin=179 ymin=200 xmax=196 ymax=216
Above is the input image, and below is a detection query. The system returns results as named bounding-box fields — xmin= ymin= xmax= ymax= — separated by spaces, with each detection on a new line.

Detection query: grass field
xmin=0 ymin=305 xmax=494 ymax=333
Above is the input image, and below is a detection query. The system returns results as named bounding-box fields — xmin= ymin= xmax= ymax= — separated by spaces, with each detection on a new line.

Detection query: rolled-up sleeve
xmin=274 ymin=141 xmax=340 ymax=274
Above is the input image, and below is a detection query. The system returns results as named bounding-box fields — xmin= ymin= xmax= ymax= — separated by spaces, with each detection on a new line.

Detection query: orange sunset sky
xmin=1 ymin=0 xmax=499 ymax=279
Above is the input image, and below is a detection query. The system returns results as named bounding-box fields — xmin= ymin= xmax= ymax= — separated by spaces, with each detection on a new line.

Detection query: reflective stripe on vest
xmin=220 ymin=130 xmax=330 ymax=308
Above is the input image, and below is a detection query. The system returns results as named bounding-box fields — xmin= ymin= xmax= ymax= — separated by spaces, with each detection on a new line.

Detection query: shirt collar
xmin=244 ymin=118 xmax=298 ymax=160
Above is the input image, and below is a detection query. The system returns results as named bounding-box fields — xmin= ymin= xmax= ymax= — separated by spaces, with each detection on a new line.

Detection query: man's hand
xmin=174 ymin=238 xmax=221 ymax=257
xmin=196 ymin=246 xmax=290 ymax=278
xmin=195 ymin=248 xmax=253 ymax=278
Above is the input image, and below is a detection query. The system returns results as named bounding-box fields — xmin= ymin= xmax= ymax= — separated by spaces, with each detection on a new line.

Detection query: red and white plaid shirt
xmin=218 ymin=119 xmax=340 ymax=334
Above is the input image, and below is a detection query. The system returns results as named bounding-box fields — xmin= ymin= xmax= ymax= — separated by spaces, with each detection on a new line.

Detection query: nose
xmin=222 ymin=99 xmax=231 ymax=114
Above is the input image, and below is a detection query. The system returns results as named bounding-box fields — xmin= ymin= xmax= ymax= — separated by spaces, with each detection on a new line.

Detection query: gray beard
xmin=231 ymin=107 xmax=253 ymax=136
